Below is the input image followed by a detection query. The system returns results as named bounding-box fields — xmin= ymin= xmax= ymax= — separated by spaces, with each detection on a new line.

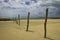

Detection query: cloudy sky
xmin=0 ymin=0 xmax=60 ymax=19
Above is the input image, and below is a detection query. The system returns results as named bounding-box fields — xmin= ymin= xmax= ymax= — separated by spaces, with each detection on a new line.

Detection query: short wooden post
xmin=26 ymin=12 xmax=30 ymax=31
xmin=44 ymin=8 xmax=48 ymax=38
xmin=18 ymin=14 xmax=20 ymax=25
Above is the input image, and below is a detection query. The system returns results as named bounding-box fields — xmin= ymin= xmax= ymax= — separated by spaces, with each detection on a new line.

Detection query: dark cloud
xmin=25 ymin=1 xmax=31 ymax=5
xmin=4 ymin=0 xmax=9 ymax=2
xmin=31 ymin=0 xmax=37 ymax=3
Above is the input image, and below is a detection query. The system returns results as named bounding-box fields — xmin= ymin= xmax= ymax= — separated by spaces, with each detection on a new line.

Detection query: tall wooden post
xmin=18 ymin=14 xmax=20 ymax=26
xmin=44 ymin=8 xmax=48 ymax=38
xmin=26 ymin=12 xmax=30 ymax=31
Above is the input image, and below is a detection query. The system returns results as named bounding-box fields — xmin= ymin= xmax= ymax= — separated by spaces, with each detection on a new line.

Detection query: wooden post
xmin=15 ymin=17 xmax=18 ymax=24
xmin=18 ymin=14 xmax=20 ymax=25
xmin=44 ymin=8 xmax=48 ymax=38
xmin=26 ymin=12 xmax=30 ymax=31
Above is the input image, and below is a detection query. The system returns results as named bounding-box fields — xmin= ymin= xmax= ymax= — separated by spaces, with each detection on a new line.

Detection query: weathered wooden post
xmin=15 ymin=17 xmax=18 ymax=24
xmin=26 ymin=12 xmax=30 ymax=31
xmin=18 ymin=14 xmax=20 ymax=26
xmin=44 ymin=8 xmax=48 ymax=38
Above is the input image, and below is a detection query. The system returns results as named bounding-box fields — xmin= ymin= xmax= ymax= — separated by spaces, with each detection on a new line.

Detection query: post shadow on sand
xmin=45 ymin=37 xmax=54 ymax=40
xmin=28 ymin=30 xmax=34 ymax=32
xmin=26 ymin=30 xmax=34 ymax=32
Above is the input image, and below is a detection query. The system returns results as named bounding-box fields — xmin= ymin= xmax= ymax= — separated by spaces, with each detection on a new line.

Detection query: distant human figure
xmin=4 ymin=0 xmax=9 ymax=2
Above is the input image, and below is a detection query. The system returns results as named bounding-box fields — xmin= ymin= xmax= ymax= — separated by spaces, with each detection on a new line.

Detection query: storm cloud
xmin=0 ymin=0 xmax=60 ymax=19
